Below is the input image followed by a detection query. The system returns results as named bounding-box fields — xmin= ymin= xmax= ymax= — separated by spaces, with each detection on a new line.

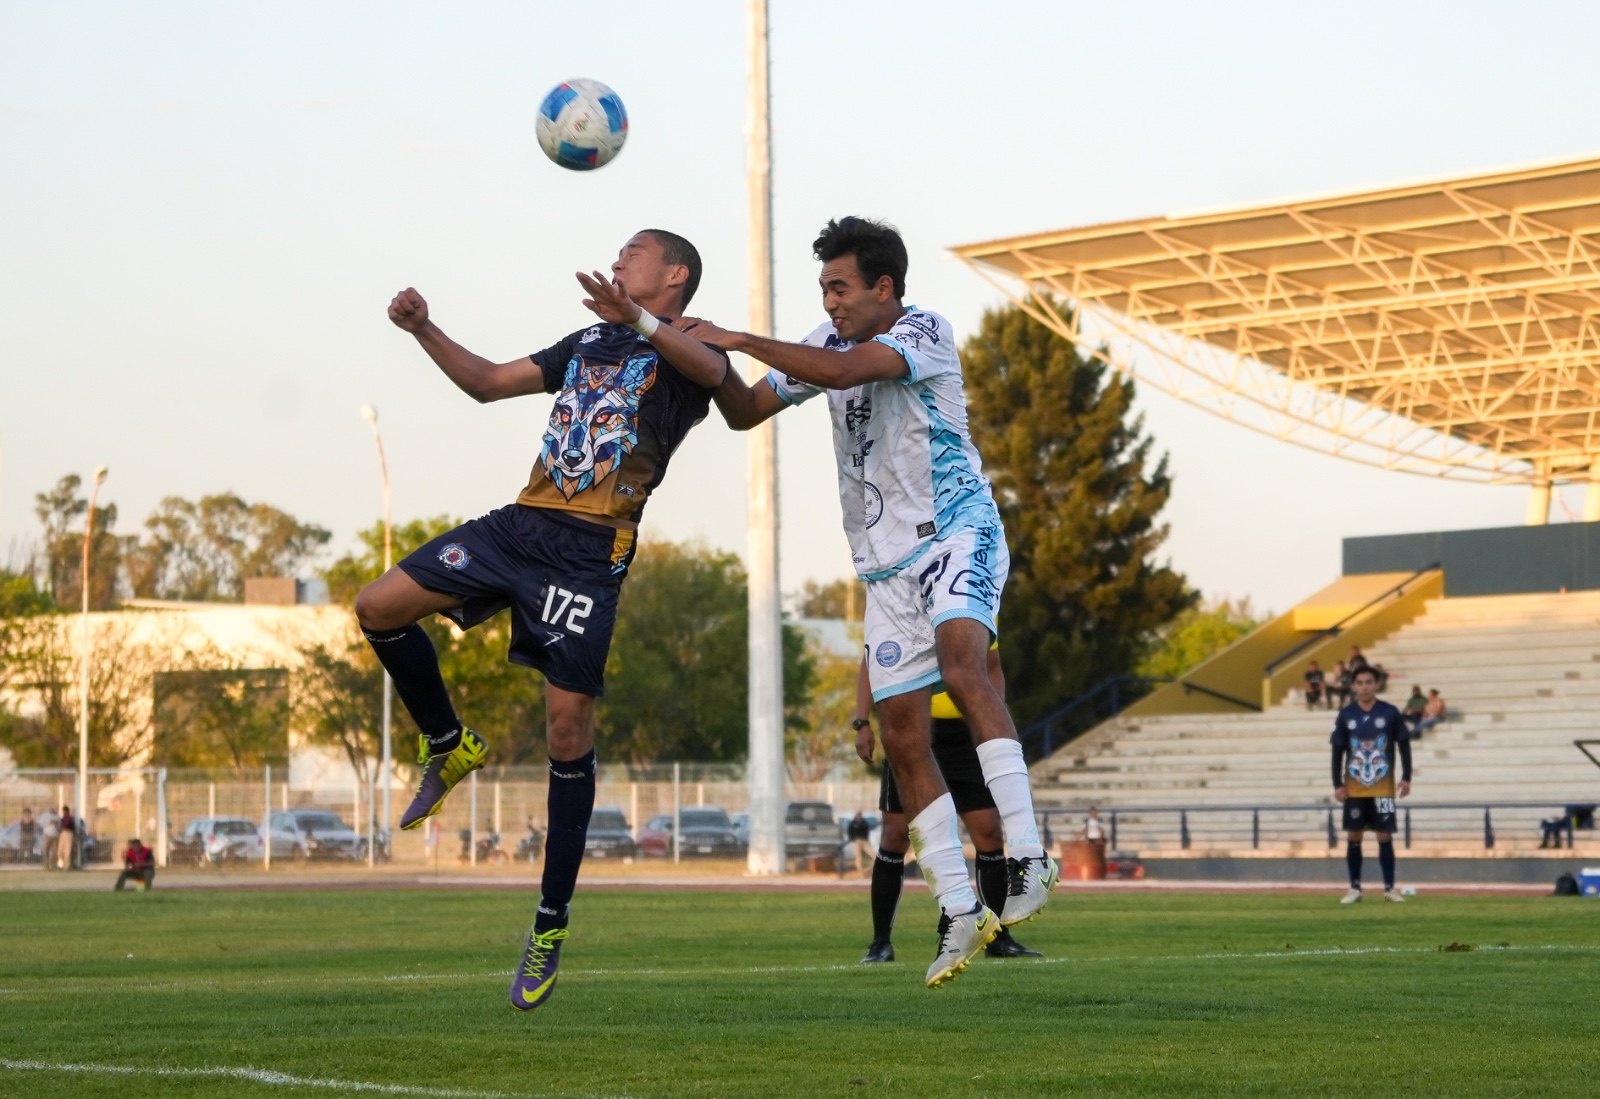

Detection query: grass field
xmin=1 ymin=884 xmax=1596 ymax=1098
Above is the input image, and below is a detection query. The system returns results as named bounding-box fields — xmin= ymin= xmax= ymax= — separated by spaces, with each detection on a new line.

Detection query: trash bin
xmin=1058 ymin=839 xmax=1106 ymax=881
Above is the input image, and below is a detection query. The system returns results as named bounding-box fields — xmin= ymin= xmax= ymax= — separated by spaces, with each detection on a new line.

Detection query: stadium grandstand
xmin=954 ymin=155 xmax=1600 ymax=876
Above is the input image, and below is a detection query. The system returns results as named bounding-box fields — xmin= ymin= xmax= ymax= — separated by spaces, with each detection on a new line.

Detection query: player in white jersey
xmin=681 ymin=217 xmax=1058 ymax=988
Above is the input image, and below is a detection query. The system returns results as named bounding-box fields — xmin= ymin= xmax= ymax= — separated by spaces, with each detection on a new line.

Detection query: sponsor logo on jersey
xmin=438 ymin=543 xmax=471 ymax=570
xmin=874 ymin=641 xmax=902 ymax=667
xmin=897 ymin=312 xmax=942 ymax=346
xmin=579 ymin=327 xmax=602 ymax=344
xmin=864 ymin=482 xmax=884 ymax=529
xmin=916 ymin=521 xmax=936 ymax=538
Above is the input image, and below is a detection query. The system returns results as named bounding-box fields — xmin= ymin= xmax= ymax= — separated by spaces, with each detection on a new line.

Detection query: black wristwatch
xmin=851 ymin=718 xmax=872 ymax=732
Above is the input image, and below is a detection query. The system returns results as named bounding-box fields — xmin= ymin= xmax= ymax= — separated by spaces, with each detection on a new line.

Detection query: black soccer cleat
xmin=985 ymin=927 xmax=1043 ymax=958
xmin=861 ymin=938 xmax=895 ymax=964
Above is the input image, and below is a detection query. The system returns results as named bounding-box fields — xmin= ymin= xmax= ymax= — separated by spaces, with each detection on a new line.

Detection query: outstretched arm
xmin=677 ymin=317 xmax=908 ymax=389
xmin=576 ymin=271 xmax=729 ymax=389
xmin=388 ymin=288 xmax=546 ymax=403
xmin=706 ymin=359 xmax=787 ymax=431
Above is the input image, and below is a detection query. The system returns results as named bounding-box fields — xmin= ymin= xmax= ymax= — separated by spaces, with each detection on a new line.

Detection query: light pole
xmin=359 ymin=404 xmax=394 ymax=851
xmin=745 ymin=0 xmax=785 ymax=876
xmin=77 ymin=464 xmax=107 ymax=867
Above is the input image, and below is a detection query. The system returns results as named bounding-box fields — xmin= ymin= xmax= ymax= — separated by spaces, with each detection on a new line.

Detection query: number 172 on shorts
xmin=540 ymin=584 xmax=593 ymax=635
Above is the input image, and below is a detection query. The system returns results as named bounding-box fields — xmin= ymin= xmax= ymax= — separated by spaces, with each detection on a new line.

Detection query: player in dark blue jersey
xmin=1330 ymin=663 xmax=1412 ymax=903
xmin=355 ymin=231 xmax=730 ymax=1010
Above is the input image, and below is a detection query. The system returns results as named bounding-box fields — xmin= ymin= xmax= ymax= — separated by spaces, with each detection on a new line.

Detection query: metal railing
xmin=1037 ymin=800 xmax=1597 ymax=852
xmin=1016 ymin=675 xmax=1171 ymax=761
xmin=1262 ymin=561 xmax=1440 ymax=679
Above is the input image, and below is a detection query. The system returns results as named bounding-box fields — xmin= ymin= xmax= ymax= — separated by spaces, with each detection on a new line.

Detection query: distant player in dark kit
xmin=855 ymin=641 xmax=1040 ymax=963
xmin=357 ymin=231 xmax=730 ymax=1011
xmin=1331 ymin=664 xmax=1412 ymax=903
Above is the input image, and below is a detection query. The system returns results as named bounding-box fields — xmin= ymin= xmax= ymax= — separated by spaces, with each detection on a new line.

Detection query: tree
xmin=962 ymin=298 xmax=1193 ymax=730
xmin=125 ymin=493 xmax=331 ymax=601
xmin=599 ymin=541 xmax=815 ymax=763
xmin=321 ymin=517 xmax=459 ymax=605
xmin=1139 ymin=597 xmax=1263 ymax=680
xmin=787 ymin=639 xmax=862 ymax=781
xmin=152 ymin=646 xmax=291 ymax=769
xmin=34 ymin=475 xmax=129 ymax=610
xmin=292 ymin=640 xmax=385 ymax=782
xmin=794 ymin=577 xmax=865 ymax=621
xmin=0 ymin=615 xmax=163 ymax=767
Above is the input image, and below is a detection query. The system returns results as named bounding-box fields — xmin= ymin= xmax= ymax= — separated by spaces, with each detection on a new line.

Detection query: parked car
xmin=785 ymin=801 xmax=840 ymax=859
xmin=584 ymin=808 xmax=635 ymax=859
xmin=171 ymin=817 xmax=265 ymax=866
xmin=729 ymin=812 xmax=750 ymax=848
xmin=638 ymin=808 xmax=744 ymax=858
xmin=1104 ymin=850 xmax=1144 ymax=880
xmin=0 ymin=820 xmax=42 ymax=863
xmin=267 ymin=808 xmax=363 ymax=861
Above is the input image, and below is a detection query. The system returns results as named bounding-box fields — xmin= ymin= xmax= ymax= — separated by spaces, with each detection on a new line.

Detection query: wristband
xmin=629 ymin=311 xmax=660 ymax=339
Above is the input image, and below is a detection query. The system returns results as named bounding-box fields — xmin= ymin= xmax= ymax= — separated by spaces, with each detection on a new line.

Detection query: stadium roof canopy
xmin=952 ymin=155 xmax=1600 ymax=485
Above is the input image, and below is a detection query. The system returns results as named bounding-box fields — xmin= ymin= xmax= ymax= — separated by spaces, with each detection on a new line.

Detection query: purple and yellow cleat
xmin=509 ymin=926 xmax=569 ymax=1012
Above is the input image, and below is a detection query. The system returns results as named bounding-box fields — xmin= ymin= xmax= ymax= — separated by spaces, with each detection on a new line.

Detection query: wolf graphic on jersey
xmin=540 ymin=353 xmax=658 ymax=500
xmin=1346 ymin=732 xmax=1391 ymax=795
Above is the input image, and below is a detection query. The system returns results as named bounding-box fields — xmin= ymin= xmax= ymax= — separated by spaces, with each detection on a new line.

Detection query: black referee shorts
xmin=879 ymin=717 xmax=997 ymax=816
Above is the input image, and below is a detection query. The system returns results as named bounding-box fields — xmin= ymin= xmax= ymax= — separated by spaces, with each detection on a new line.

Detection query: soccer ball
xmin=536 ymin=79 xmax=628 ymax=171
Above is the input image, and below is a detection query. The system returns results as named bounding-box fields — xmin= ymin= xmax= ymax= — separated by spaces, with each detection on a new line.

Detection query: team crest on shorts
xmin=438 ymin=543 xmax=471 ymax=570
xmin=874 ymin=641 xmax=901 ymax=667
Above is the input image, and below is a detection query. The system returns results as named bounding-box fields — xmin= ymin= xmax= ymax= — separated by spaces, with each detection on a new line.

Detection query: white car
xmin=268 ymin=809 xmax=363 ymax=862
xmin=174 ymin=817 xmax=265 ymax=866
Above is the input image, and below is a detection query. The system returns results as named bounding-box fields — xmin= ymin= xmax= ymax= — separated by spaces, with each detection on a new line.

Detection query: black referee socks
xmin=870 ymin=849 xmax=906 ymax=942
xmin=975 ymin=849 xmax=1008 ymax=922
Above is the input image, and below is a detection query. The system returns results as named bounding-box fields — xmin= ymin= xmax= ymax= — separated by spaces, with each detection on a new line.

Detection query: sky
xmin=5 ymin=0 xmax=1600 ymax=614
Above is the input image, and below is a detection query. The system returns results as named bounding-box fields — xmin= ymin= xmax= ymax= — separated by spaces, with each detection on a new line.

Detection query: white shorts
xmin=864 ymin=523 xmax=1009 ymax=702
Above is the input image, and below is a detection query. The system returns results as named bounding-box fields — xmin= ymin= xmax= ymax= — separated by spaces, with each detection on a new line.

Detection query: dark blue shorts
xmin=397 ymin=505 xmax=636 ymax=697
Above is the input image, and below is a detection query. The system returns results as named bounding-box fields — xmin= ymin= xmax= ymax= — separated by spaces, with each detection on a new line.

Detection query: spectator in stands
xmin=1304 ymin=662 xmax=1326 ymax=710
xmin=845 ymin=811 xmax=873 ymax=875
xmin=1402 ymin=685 xmax=1427 ymax=732
xmin=1330 ymin=661 xmax=1353 ymax=709
xmin=115 ymin=837 xmax=155 ymax=891
xmin=57 ymin=806 xmax=76 ymax=870
xmin=1079 ymin=806 xmax=1106 ymax=843
xmin=17 ymin=808 xmax=38 ymax=864
xmin=1348 ymin=646 xmax=1369 ymax=672
xmin=1369 ymin=662 xmax=1391 ymax=694
xmin=39 ymin=808 xmax=60 ymax=871
xmin=1413 ymin=689 xmax=1447 ymax=736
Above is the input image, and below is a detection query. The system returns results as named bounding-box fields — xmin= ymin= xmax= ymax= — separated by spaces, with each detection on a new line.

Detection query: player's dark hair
xmin=1350 ymin=665 xmax=1380 ymax=682
xmin=640 ymin=229 xmax=702 ymax=308
xmin=813 ymin=217 xmax=907 ymax=299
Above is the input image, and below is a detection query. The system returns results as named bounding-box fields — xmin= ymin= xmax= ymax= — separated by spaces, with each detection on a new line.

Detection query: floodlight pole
xmin=77 ymin=465 xmax=107 ymax=854
xmin=360 ymin=404 xmax=395 ymax=844
xmin=745 ymin=0 xmax=785 ymax=876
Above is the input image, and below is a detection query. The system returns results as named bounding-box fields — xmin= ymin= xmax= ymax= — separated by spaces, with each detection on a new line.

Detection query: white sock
xmin=908 ymin=794 xmax=979 ymax=916
xmin=976 ymin=738 xmax=1045 ymax=859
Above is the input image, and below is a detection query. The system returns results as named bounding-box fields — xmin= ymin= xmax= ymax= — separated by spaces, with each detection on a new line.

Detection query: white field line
xmin=0 ymin=1058 xmax=639 ymax=1099
xmin=382 ymin=941 xmax=1600 ymax=984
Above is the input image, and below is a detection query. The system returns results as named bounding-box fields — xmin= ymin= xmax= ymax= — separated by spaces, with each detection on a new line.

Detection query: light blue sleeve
xmin=872 ymin=309 xmax=959 ymax=384
xmin=766 ymin=369 xmax=821 ymax=405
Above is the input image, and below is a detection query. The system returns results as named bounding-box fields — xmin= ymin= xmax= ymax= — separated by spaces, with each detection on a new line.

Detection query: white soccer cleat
xmin=1340 ymin=888 xmax=1363 ymax=904
xmin=925 ymin=904 xmax=999 ymax=989
xmin=1382 ymin=888 xmax=1406 ymax=903
xmin=1002 ymin=854 xmax=1060 ymax=926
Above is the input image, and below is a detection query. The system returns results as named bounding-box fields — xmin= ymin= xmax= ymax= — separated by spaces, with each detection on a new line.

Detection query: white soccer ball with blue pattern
xmin=536 ymin=79 xmax=628 ymax=171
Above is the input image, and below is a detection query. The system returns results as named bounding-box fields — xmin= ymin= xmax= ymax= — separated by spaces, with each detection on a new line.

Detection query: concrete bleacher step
xmin=1031 ymin=589 xmax=1600 ymax=810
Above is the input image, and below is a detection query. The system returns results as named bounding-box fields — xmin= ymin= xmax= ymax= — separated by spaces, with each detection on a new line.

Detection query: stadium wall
xmin=1344 ymin=521 xmax=1600 ymax=595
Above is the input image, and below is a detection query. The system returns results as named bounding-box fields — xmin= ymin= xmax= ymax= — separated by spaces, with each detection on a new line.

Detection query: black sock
xmin=535 ymin=750 xmax=597 ymax=934
xmin=1346 ymin=840 xmax=1363 ymax=889
xmin=1378 ymin=841 xmax=1396 ymax=891
xmin=870 ymin=849 xmax=905 ymax=942
xmin=362 ymin=624 xmax=460 ymax=748
xmin=975 ymin=848 xmax=1008 ymax=923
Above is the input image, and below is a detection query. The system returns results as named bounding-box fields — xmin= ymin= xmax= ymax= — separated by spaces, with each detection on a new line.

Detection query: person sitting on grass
xmin=115 ymin=838 xmax=155 ymax=892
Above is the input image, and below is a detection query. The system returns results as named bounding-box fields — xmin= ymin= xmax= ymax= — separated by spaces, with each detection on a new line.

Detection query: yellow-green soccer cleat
xmin=509 ymin=926 xmax=568 ymax=1011
xmin=399 ymin=730 xmax=487 ymax=831
xmin=925 ymin=904 xmax=999 ymax=989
